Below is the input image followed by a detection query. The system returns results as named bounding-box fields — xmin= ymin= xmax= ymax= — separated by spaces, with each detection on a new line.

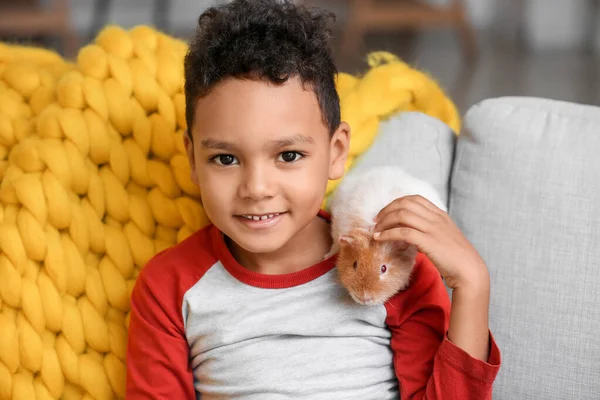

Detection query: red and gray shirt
xmin=126 ymin=214 xmax=501 ymax=399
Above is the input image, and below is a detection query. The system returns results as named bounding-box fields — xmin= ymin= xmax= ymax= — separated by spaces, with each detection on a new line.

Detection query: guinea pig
xmin=336 ymin=226 xmax=418 ymax=305
xmin=327 ymin=165 xmax=447 ymax=305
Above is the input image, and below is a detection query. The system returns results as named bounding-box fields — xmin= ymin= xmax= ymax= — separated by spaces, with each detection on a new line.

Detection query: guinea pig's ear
xmin=391 ymin=240 xmax=410 ymax=251
xmin=339 ymin=235 xmax=354 ymax=246
xmin=391 ymin=241 xmax=418 ymax=262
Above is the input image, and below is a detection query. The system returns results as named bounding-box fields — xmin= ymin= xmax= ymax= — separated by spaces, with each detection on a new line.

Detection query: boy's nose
xmin=238 ymin=166 xmax=277 ymax=200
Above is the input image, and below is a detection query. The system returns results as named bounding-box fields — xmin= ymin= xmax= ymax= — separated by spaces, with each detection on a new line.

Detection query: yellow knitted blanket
xmin=0 ymin=25 xmax=459 ymax=400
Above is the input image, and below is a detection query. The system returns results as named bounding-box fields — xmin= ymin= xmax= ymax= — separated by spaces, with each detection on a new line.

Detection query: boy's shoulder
xmin=134 ymin=224 xmax=220 ymax=298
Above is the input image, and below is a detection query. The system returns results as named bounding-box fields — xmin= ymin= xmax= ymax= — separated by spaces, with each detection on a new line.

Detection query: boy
xmin=126 ymin=0 xmax=501 ymax=398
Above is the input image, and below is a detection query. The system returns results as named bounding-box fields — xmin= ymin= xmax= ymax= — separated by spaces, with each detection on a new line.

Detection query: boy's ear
xmin=183 ymin=129 xmax=200 ymax=186
xmin=328 ymin=121 xmax=350 ymax=181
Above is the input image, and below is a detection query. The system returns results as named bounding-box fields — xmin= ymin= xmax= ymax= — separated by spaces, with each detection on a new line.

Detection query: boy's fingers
xmin=376 ymin=196 xmax=436 ymax=224
xmin=397 ymin=195 xmax=445 ymax=215
xmin=410 ymin=194 xmax=447 ymax=215
xmin=373 ymin=226 xmax=425 ymax=249
xmin=375 ymin=197 xmax=404 ymax=220
xmin=374 ymin=207 xmax=430 ymax=233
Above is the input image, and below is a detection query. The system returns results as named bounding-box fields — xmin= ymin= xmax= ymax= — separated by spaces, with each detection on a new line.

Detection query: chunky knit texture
xmin=0 ymin=25 xmax=459 ymax=400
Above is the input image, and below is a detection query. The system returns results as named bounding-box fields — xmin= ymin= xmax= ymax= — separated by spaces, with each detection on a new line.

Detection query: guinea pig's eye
xmin=353 ymin=261 xmax=358 ymax=269
xmin=380 ymin=264 xmax=387 ymax=274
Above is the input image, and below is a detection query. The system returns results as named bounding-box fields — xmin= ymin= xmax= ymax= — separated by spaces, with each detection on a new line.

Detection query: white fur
xmin=327 ymin=166 xmax=447 ymax=257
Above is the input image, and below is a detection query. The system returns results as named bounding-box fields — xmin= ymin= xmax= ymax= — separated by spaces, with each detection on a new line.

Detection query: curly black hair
xmin=183 ymin=0 xmax=340 ymax=140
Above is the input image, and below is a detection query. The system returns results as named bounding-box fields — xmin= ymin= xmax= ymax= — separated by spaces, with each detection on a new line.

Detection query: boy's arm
xmin=385 ymin=255 xmax=501 ymax=400
xmin=126 ymin=264 xmax=195 ymax=399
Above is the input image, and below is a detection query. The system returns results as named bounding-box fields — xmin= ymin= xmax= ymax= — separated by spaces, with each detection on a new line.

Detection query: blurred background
xmin=1 ymin=0 xmax=599 ymax=113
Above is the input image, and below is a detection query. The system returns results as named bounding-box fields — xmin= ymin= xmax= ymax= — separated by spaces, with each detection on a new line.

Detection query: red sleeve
xmin=385 ymin=253 xmax=501 ymax=400
xmin=126 ymin=228 xmax=216 ymax=399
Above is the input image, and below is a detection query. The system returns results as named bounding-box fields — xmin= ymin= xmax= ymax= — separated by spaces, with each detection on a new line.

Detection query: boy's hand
xmin=374 ymin=194 xmax=493 ymax=362
xmin=373 ymin=195 xmax=489 ymax=291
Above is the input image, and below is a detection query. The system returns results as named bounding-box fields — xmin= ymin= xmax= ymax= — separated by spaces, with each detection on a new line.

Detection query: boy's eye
xmin=278 ymin=151 xmax=303 ymax=163
xmin=213 ymin=154 xmax=238 ymax=166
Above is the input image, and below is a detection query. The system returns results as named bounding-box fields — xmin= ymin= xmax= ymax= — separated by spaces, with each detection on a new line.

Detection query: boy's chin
xmin=231 ymin=234 xmax=291 ymax=256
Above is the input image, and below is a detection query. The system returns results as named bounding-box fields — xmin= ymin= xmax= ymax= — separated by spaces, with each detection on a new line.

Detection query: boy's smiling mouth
xmin=234 ymin=212 xmax=288 ymax=229
xmin=240 ymin=213 xmax=282 ymax=221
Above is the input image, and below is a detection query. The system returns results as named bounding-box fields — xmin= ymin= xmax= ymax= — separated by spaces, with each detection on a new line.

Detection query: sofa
xmin=351 ymin=97 xmax=600 ymax=399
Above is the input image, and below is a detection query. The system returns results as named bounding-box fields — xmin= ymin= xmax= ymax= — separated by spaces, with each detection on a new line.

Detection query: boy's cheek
xmin=199 ymin=194 xmax=228 ymax=227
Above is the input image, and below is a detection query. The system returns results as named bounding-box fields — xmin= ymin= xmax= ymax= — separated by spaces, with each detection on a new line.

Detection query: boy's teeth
xmin=243 ymin=213 xmax=279 ymax=220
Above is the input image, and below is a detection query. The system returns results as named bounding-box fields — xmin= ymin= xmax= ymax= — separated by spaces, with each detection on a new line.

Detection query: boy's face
xmin=185 ymin=76 xmax=350 ymax=255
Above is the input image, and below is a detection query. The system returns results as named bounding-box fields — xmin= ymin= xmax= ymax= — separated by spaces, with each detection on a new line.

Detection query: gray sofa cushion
xmin=449 ymin=97 xmax=600 ymax=399
xmin=345 ymin=111 xmax=456 ymax=208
